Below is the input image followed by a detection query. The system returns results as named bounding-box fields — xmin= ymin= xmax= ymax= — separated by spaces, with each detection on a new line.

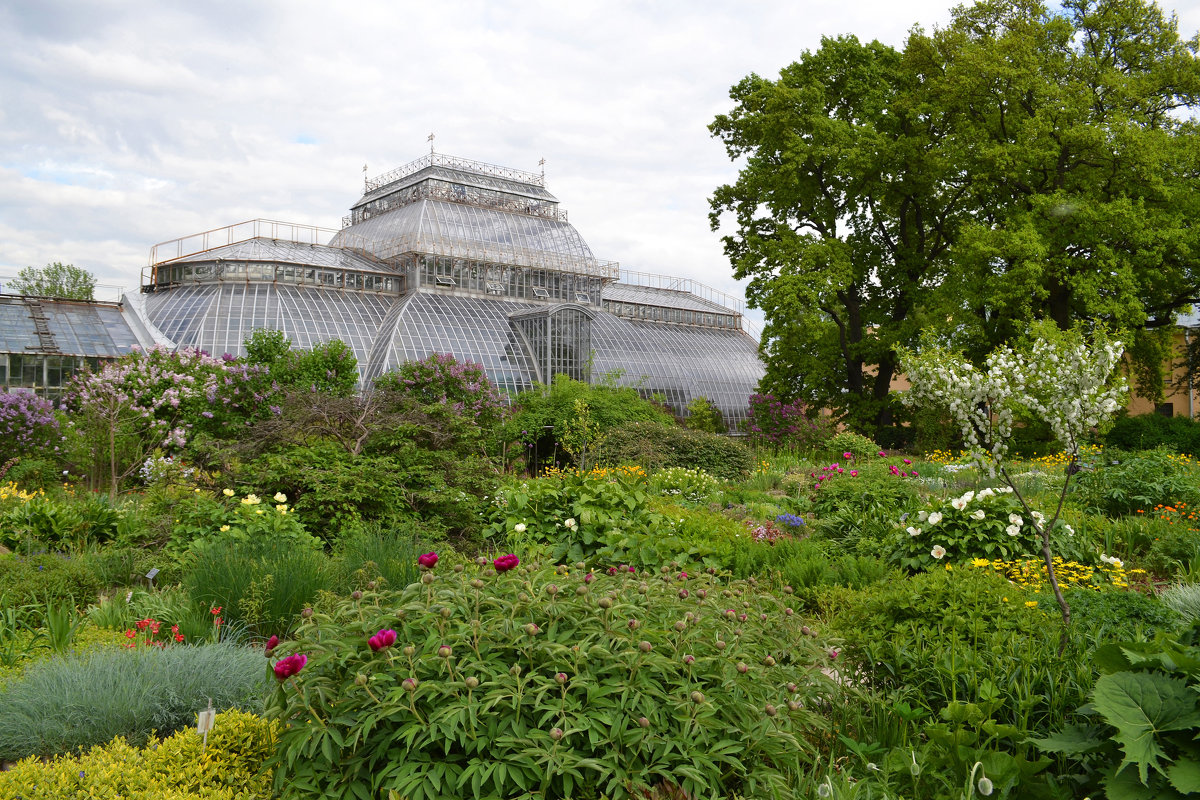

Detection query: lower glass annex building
xmin=131 ymin=154 xmax=763 ymax=423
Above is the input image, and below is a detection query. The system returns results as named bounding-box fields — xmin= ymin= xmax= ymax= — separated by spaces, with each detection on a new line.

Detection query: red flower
xmin=493 ymin=554 xmax=519 ymax=572
xmin=210 ymin=606 xmax=223 ymax=616
xmin=368 ymin=629 xmax=397 ymax=652
xmin=417 ymin=552 xmax=439 ymax=569
xmin=264 ymin=635 xmax=279 ymax=655
xmin=273 ymin=653 xmax=307 ymax=680
xmin=174 ymin=634 xmax=185 ymax=642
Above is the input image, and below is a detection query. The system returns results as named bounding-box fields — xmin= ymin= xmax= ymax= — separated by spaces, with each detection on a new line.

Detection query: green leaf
xmin=1033 ymin=723 xmax=1106 ymax=755
xmin=1092 ymin=671 xmax=1200 ymax=785
xmin=1167 ymin=759 xmax=1200 ymax=794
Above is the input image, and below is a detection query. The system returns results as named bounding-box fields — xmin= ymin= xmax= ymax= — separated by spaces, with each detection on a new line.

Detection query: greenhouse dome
xmin=132 ymin=153 xmax=764 ymax=424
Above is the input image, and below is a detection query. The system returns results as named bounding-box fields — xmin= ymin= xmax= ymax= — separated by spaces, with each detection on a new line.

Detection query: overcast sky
xmin=3 ymin=1 xmax=1200 ymax=314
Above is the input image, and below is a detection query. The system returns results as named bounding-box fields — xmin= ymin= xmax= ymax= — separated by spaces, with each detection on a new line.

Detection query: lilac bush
xmin=743 ymin=393 xmax=833 ymax=451
xmin=0 ymin=391 xmax=61 ymax=463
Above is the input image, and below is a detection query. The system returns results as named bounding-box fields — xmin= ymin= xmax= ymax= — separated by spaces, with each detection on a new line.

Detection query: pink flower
xmin=264 ymin=635 xmax=279 ymax=656
xmin=877 ymin=451 xmax=887 ymax=457
xmin=494 ymin=554 xmax=520 ymax=572
xmin=417 ymin=552 xmax=439 ymax=569
xmin=850 ymin=470 xmax=858 ymax=477
xmin=368 ymin=629 xmax=397 ymax=652
xmin=903 ymin=458 xmax=911 ymax=465
xmin=273 ymin=653 xmax=307 ymax=680
xmin=843 ymin=452 xmax=852 ymax=459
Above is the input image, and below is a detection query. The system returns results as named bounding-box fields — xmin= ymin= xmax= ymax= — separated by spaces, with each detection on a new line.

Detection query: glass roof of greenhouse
xmin=158 ymin=238 xmax=389 ymax=271
xmin=0 ymin=296 xmax=142 ymax=358
xmin=332 ymin=199 xmax=608 ymax=276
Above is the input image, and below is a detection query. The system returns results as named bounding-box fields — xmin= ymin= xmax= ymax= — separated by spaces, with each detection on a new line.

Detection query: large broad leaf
xmin=1032 ymin=723 xmax=1106 ymax=755
xmin=1167 ymin=759 xmax=1200 ymax=795
xmin=1092 ymin=672 xmax=1200 ymax=785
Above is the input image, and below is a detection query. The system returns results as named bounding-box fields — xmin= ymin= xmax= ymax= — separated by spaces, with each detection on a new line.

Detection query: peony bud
xmin=638 ymin=716 xmax=650 ymax=728
xmin=788 ymin=700 xmax=801 ymax=712
xmin=576 ymin=586 xmax=588 ymax=596
xmin=785 ymin=608 xmax=794 ymax=616
xmin=697 ymin=589 xmax=707 ymax=599
xmin=550 ymin=727 xmax=564 ymax=741
xmin=546 ymin=584 xmax=559 ymax=596
xmin=420 ymin=573 xmax=434 ymax=585
xmin=584 ymin=572 xmax=595 ymax=584
xmin=628 ymin=619 xmax=640 ymax=630
xmin=783 ymin=585 xmax=794 ymax=594
xmin=678 ymin=589 xmax=689 ymax=599
xmin=682 ymin=654 xmax=695 ymax=665
xmin=471 ymin=579 xmax=484 ymax=589
xmin=264 ymin=635 xmax=279 ymax=656
xmin=638 ymin=641 xmax=653 ymax=652
xmin=690 ymin=691 xmax=705 ymax=703
xmin=763 ymin=656 xmax=776 ymax=667
xmin=525 ymin=623 xmax=540 ymax=636
xmin=715 ymin=640 xmax=726 ymax=650
xmin=787 ymin=682 xmax=797 ymax=693
xmin=403 ymin=645 xmax=416 ymax=657
xmin=510 ymin=664 xmax=522 ymax=676
xmin=736 ymin=662 xmax=749 ymax=674
xmin=301 ymin=607 xmax=313 ymax=618
xmin=355 ymin=673 xmax=368 ymax=686
xmin=674 ymin=620 xmax=686 ymax=631
xmin=555 ymin=672 xmax=568 ymax=685
xmin=366 ymin=581 xmax=377 ymax=590
xmin=351 ymin=590 xmax=363 ymax=600
xmin=401 ymin=677 xmax=418 ymax=692
xmin=453 ymin=564 xmax=464 ymax=573
xmin=437 ymin=645 xmax=452 ymax=659
xmin=765 ymin=704 xmax=778 ymax=717
xmin=465 ymin=676 xmax=480 ymax=689
xmin=598 ymin=597 xmax=613 ymax=609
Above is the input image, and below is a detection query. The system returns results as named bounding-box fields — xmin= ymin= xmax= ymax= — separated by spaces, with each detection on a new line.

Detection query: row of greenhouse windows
xmin=352 ymin=179 xmax=565 ymax=225
xmin=0 ymin=353 xmax=104 ymax=397
xmin=602 ymin=299 xmax=740 ymax=330
xmin=150 ymin=261 xmax=405 ymax=294
xmin=405 ymin=254 xmax=603 ymax=306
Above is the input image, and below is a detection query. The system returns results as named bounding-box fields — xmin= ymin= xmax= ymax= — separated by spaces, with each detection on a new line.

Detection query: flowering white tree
xmin=897 ymin=322 xmax=1127 ymax=649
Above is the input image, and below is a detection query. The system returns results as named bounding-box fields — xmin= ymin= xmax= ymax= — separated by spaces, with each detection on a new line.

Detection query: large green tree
xmin=711 ymin=0 xmax=1200 ymax=434
xmin=8 ymin=262 xmax=96 ymax=300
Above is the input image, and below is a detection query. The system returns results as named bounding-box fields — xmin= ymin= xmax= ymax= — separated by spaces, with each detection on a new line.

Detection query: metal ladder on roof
xmin=23 ymin=298 xmax=62 ymax=354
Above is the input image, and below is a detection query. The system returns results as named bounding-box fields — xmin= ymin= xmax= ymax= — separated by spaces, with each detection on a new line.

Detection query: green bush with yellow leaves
xmin=0 ymin=709 xmax=277 ymax=799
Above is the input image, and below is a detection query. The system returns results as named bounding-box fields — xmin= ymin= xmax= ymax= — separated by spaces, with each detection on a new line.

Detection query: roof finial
xmin=428 ymin=132 xmax=435 ymax=156
xmin=538 ymin=157 xmax=546 ymax=184
xmin=362 ymin=163 xmax=368 ymax=190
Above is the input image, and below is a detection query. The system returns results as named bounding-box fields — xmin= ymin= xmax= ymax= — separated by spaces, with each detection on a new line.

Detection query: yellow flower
xmin=219 ymin=525 xmax=230 ymax=532
xmin=255 ymin=509 xmax=264 ymax=515
xmin=223 ymin=488 xmax=235 ymax=497
xmin=241 ymin=494 xmax=260 ymax=505
xmin=274 ymin=492 xmax=287 ymax=503
xmin=1025 ymin=601 xmax=1038 ymax=608
xmin=1002 ymin=597 xmax=1008 ymax=602
xmin=276 ymin=504 xmax=288 ymax=513
xmin=972 ymin=558 xmax=990 ymax=567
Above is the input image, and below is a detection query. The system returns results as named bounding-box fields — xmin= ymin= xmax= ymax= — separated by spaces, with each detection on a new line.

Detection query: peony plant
xmin=265 ymin=556 xmax=839 ymax=799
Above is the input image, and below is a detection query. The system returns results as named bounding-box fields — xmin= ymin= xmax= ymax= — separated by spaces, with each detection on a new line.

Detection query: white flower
xmin=514 ymin=523 xmax=527 ymax=533
xmin=977 ymin=488 xmax=994 ymax=499
xmin=907 ymin=526 xmax=922 ymax=537
xmin=931 ymin=545 xmax=947 ymax=559
xmin=960 ymin=491 xmax=975 ymax=505
xmin=1031 ymin=510 xmax=1045 ymax=524
xmin=928 ymin=511 xmax=942 ymax=525
xmin=1062 ymin=523 xmax=1074 ymax=536
xmin=1008 ymin=513 xmax=1023 ymax=526
xmin=274 ymin=492 xmax=287 ymax=503
xmin=1100 ymin=553 xmax=1123 ymax=568
xmin=564 ymin=518 xmax=577 ymax=530
xmin=918 ymin=511 xmax=929 ymax=522
xmin=951 ymin=497 xmax=968 ymax=511
xmin=1005 ymin=524 xmax=1021 ymax=537
xmin=970 ymin=509 xmax=986 ymax=520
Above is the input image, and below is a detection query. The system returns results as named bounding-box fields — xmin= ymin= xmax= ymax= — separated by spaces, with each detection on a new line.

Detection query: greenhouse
xmin=133 ymin=153 xmax=764 ymax=423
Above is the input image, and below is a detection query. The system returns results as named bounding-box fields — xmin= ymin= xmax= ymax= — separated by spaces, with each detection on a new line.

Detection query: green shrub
xmin=0 ymin=708 xmax=278 ymax=799
xmin=183 ymin=538 xmax=330 ymax=637
xmin=1104 ymin=412 xmax=1200 ymax=455
xmin=331 ymin=521 xmax=422 ymax=593
xmin=0 ymin=642 xmax=269 ymax=760
xmin=0 ymin=553 xmax=104 ymax=626
xmin=823 ymin=568 xmax=1094 ymax=738
xmin=603 ymin=420 xmax=754 ymax=480
xmin=893 ymin=487 xmax=1094 ymax=571
xmin=1072 ymin=447 xmax=1200 ymax=517
xmin=684 ymin=395 xmax=727 ymax=433
xmin=1064 ymin=587 xmax=1182 ymax=642
xmin=266 ymin=559 xmax=837 ymax=800
xmin=809 ymin=459 xmax=922 ymax=520
xmin=1145 ymin=525 xmax=1200 ymax=579
xmin=648 ymin=466 xmax=723 ymax=505
xmin=0 ymin=491 xmax=124 ymax=553
xmin=827 ymin=430 xmax=879 ymax=459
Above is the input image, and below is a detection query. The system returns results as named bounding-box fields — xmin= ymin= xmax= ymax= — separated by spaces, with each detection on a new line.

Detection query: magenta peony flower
xmin=843 ymin=452 xmax=852 ymax=459
xmin=264 ymin=635 xmax=279 ymax=656
xmin=493 ymin=553 xmax=519 ymax=572
xmin=417 ymin=552 xmax=439 ymax=569
xmin=368 ymin=629 xmax=398 ymax=652
xmin=273 ymin=653 xmax=307 ymax=680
